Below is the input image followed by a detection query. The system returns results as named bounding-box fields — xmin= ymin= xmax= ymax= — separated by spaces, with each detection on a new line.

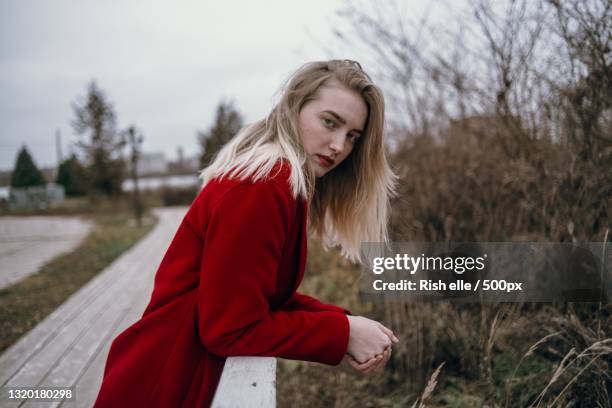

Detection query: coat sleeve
xmin=281 ymin=292 xmax=352 ymax=315
xmin=197 ymin=180 xmax=350 ymax=366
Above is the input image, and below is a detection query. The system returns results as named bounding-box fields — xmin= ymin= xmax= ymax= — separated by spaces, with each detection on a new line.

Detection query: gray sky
xmin=0 ymin=0 xmax=360 ymax=171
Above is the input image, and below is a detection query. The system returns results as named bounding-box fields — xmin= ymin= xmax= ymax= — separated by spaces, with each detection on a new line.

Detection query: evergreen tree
xmin=71 ymin=81 xmax=125 ymax=196
xmin=56 ymin=154 xmax=88 ymax=196
xmin=10 ymin=146 xmax=46 ymax=188
xmin=198 ymin=101 xmax=244 ymax=169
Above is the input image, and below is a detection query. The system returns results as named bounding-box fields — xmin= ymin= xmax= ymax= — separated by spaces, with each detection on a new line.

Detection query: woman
xmin=94 ymin=60 xmax=398 ymax=407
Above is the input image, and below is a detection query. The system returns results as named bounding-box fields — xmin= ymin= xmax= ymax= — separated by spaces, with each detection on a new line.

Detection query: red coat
xmin=94 ymin=161 xmax=351 ymax=407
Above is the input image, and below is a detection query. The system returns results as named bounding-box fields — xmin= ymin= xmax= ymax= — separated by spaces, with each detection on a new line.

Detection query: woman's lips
xmin=316 ymin=154 xmax=334 ymax=167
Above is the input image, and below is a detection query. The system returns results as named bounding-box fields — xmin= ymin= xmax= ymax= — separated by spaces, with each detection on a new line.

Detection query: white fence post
xmin=211 ymin=357 xmax=276 ymax=408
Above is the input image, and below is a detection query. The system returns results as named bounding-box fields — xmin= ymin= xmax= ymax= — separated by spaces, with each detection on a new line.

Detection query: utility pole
xmin=125 ymin=126 xmax=143 ymax=227
xmin=55 ymin=128 xmax=62 ymax=179
xmin=55 ymin=128 xmax=63 ymax=163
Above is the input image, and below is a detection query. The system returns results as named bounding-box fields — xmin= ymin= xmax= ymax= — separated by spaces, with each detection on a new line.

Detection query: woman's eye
xmin=322 ymin=118 xmax=336 ymax=128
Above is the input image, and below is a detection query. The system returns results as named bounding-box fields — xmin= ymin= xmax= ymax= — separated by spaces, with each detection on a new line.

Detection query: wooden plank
xmin=0 ymin=208 xmax=185 ymax=407
xmin=62 ymin=290 xmax=153 ymax=408
xmin=20 ymin=303 xmax=130 ymax=408
xmin=211 ymin=357 xmax=277 ymax=408
xmin=65 ymin=209 xmax=181 ymax=408
xmin=0 ymin=237 xmax=153 ymax=387
xmin=3 ymin=241 xmax=156 ymax=391
xmin=0 ymin=209 xmax=171 ymax=386
xmin=25 ymin=273 xmax=156 ymax=408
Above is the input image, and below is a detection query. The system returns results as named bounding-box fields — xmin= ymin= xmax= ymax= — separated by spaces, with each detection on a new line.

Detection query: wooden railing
xmin=212 ymin=357 xmax=277 ymax=407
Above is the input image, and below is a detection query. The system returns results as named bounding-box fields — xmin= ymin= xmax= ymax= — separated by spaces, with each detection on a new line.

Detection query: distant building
xmin=182 ymin=156 xmax=200 ymax=172
xmin=167 ymin=154 xmax=200 ymax=175
xmin=136 ymin=152 xmax=168 ymax=176
xmin=8 ymin=183 xmax=65 ymax=211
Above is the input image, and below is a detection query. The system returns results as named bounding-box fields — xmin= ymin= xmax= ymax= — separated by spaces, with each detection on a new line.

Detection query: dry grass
xmin=410 ymin=362 xmax=445 ymax=408
xmin=276 ymin=113 xmax=610 ymax=406
xmin=277 ymin=242 xmax=610 ymax=407
xmin=285 ymin=0 xmax=612 ymax=404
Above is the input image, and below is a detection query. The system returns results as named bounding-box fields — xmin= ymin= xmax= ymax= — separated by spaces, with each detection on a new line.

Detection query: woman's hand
xmin=346 ymin=316 xmax=399 ymax=363
xmin=343 ymin=346 xmax=392 ymax=374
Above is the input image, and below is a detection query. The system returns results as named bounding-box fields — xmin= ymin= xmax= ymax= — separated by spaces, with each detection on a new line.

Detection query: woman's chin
xmin=309 ymin=157 xmax=333 ymax=178
xmin=313 ymin=165 xmax=329 ymax=178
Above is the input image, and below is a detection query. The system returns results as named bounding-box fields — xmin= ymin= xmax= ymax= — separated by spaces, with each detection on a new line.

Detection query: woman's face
xmin=298 ymin=80 xmax=368 ymax=177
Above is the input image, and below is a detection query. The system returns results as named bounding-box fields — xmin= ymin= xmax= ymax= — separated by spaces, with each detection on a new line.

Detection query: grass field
xmin=277 ymin=241 xmax=611 ymax=407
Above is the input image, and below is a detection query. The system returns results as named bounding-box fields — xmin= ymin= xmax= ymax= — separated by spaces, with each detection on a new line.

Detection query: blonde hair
xmin=199 ymin=60 xmax=396 ymax=262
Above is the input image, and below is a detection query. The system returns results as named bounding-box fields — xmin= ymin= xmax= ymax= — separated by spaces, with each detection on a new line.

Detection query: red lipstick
xmin=316 ymin=154 xmax=334 ymax=167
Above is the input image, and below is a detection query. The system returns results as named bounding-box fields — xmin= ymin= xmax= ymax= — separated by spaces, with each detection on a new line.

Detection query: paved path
xmin=0 ymin=207 xmax=187 ymax=408
xmin=0 ymin=216 xmax=93 ymax=290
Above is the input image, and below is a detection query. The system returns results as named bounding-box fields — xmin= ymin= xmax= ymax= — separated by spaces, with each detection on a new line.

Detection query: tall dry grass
xmin=277 ymin=116 xmax=610 ymax=406
xmin=276 ymin=0 xmax=611 ymax=405
xmin=374 ymin=114 xmax=611 ymax=406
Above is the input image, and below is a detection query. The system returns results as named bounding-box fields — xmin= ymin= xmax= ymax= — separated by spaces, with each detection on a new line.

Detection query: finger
xmin=351 ymin=354 xmax=380 ymax=373
xmin=361 ymin=356 xmax=383 ymax=372
xmin=372 ymin=349 xmax=390 ymax=373
xmin=377 ymin=328 xmax=394 ymax=348
xmin=370 ymin=348 xmax=392 ymax=373
xmin=345 ymin=356 xmax=361 ymax=370
xmin=347 ymin=355 xmax=379 ymax=372
xmin=342 ymin=354 xmax=355 ymax=367
xmin=344 ymin=354 xmax=361 ymax=367
xmin=377 ymin=323 xmax=400 ymax=343
xmin=362 ymin=354 xmax=384 ymax=373
xmin=368 ymin=357 xmax=385 ymax=373
xmin=346 ymin=357 xmax=362 ymax=370
xmin=379 ymin=323 xmax=400 ymax=343
xmin=380 ymin=348 xmax=392 ymax=368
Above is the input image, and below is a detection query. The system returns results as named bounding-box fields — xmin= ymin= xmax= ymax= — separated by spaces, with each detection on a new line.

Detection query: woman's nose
xmin=329 ymin=133 xmax=347 ymax=155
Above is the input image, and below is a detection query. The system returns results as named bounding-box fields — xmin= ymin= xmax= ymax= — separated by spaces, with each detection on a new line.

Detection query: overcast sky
xmin=0 ymin=0 xmax=373 ymax=171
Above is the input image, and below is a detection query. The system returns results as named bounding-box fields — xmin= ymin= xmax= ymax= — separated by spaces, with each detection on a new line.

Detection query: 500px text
xmin=373 ymin=279 xmax=523 ymax=293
